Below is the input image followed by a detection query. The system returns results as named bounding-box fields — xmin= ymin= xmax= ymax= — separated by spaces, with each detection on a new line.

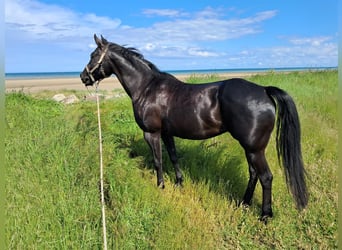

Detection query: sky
xmin=5 ymin=0 xmax=338 ymax=73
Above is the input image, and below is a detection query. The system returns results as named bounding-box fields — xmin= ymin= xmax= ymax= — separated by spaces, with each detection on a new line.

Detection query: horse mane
xmin=109 ymin=43 xmax=174 ymax=79
xmin=125 ymin=47 xmax=161 ymax=72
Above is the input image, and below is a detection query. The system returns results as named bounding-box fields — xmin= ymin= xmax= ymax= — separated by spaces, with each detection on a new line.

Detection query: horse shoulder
xmin=132 ymin=82 xmax=170 ymax=132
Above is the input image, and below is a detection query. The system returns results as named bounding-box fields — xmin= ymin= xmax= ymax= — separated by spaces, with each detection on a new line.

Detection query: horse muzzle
xmin=80 ymin=69 xmax=95 ymax=86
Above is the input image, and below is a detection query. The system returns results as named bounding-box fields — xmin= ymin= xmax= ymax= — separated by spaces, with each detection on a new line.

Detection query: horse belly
xmin=164 ymin=109 xmax=224 ymax=140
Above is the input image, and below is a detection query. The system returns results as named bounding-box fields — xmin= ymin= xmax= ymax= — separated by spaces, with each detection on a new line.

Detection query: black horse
xmin=81 ymin=35 xmax=308 ymax=221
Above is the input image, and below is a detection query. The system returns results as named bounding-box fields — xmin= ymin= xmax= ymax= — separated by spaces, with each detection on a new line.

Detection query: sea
xmin=5 ymin=67 xmax=337 ymax=80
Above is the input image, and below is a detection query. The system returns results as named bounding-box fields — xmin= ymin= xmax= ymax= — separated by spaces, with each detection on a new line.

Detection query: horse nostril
xmin=80 ymin=73 xmax=89 ymax=83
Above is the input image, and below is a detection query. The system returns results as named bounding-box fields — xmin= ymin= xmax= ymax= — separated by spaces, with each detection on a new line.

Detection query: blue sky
xmin=5 ymin=0 xmax=338 ymax=73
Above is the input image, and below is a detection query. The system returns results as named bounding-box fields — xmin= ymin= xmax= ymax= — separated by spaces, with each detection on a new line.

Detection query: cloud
xmin=226 ymin=36 xmax=337 ymax=68
xmin=187 ymin=47 xmax=220 ymax=57
xmin=142 ymin=8 xmax=187 ymax=18
xmin=140 ymin=42 xmax=221 ymax=59
xmin=274 ymin=36 xmax=337 ymax=65
xmin=194 ymin=6 xmax=226 ymax=18
xmin=150 ymin=10 xmax=277 ymax=41
xmin=288 ymin=36 xmax=332 ymax=46
xmin=109 ymin=8 xmax=277 ymax=58
xmin=5 ymin=1 xmax=276 ymax=45
xmin=5 ymin=0 xmax=120 ymax=43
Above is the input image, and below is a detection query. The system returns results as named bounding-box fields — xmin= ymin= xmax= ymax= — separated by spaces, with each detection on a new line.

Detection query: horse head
xmin=80 ymin=34 xmax=111 ymax=86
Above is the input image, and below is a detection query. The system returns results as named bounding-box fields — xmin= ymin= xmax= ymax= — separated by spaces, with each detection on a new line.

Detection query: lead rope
xmin=94 ymin=82 xmax=108 ymax=250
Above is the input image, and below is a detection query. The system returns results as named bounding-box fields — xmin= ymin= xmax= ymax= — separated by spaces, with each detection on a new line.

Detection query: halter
xmin=85 ymin=46 xmax=109 ymax=83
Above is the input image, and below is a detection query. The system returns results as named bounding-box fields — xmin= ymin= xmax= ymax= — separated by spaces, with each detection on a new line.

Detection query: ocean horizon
xmin=5 ymin=66 xmax=337 ymax=80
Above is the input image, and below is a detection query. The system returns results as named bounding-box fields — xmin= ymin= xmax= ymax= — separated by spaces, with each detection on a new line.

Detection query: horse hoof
xmin=174 ymin=181 xmax=183 ymax=188
xmin=158 ymin=182 xmax=165 ymax=189
xmin=239 ymin=200 xmax=251 ymax=209
xmin=259 ymin=214 xmax=273 ymax=224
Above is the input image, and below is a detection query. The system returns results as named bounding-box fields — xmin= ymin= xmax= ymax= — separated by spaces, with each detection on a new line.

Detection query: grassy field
xmin=5 ymin=70 xmax=337 ymax=249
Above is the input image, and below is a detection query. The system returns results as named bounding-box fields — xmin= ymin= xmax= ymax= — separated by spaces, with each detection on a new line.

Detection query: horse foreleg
xmin=245 ymin=151 xmax=273 ymax=222
xmin=162 ymin=135 xmax=183 ymax=186
xmin=144 ymin=132 xmax=164 ymax=188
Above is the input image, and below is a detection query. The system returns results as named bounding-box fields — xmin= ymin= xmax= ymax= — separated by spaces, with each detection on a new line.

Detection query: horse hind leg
xmin=245 ymin=150 xmax=273 ymax=222
xmin=241 ymin=154 xmax=258 ymax=207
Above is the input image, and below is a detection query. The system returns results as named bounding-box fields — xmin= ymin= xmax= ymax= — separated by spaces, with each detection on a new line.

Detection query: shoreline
xmin=5 ymin=68 xmax=336 ymax=93
xmin=5 ymin=72 xmax=255 ymax=93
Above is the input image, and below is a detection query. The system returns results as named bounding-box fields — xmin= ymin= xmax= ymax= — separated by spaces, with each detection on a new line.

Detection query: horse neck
xmin=108 ymin=51 xmax=154 ymax=100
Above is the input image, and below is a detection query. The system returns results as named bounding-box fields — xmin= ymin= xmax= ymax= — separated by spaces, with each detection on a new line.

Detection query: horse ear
xmin=94 ymin=34 xmax=103 ymax=48
xmin=100 ymin=35 xmax=109 ymax=45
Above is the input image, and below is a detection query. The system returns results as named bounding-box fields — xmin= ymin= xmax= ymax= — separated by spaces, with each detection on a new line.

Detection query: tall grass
xmin=6 ymin=70 xmax=337 ymax=249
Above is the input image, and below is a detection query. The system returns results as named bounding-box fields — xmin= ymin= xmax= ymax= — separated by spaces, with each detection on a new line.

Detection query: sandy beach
xmin=5 ymin=72 xmax=255 ymax=93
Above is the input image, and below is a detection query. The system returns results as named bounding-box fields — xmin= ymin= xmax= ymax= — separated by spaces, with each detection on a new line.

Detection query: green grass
xmin=5 ymin=70 xmax=337 ymax=249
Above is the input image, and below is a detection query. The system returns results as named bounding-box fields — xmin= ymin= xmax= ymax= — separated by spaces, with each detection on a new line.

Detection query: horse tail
xmin=265 ymin=86 xmax=308 ymax=210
